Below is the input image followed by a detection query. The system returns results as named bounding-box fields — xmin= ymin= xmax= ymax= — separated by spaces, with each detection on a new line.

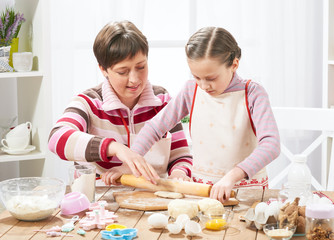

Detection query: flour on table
xmin=154 ymin=191 xmax=184 ymax=199
xmin=71 ymin=173 xmax=95 ymax=202
xmin=6 ymin=195 xmax=58 ymax=221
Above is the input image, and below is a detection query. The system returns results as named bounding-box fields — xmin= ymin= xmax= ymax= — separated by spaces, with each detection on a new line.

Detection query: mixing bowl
xmin=0 ymin=177 xmax=66 ymax=221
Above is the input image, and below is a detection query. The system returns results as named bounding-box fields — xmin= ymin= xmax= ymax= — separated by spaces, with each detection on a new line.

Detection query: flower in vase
xmin=0 ymin=7 xmax=25 ymax=47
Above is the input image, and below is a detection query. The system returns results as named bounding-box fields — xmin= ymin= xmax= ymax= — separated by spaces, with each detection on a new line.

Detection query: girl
xmin=120 ymin=26 xmax=280 ymax=202
xmin=48 ymin=21 xmax=193 ymax=185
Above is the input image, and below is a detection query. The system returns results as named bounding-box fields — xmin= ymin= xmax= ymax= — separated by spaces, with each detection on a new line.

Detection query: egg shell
xmin=167 ymin=223 xmax=182 ymax=234
xmin=265 ymin=201 xmax=279 ymax=220
xmin=185 ymin=220 xmax=201 ymax=236
xmin=148 ymin=213 xmax=168 ymax=229
xmin=175 ymin=214 xmax=190 ymax=229
xmin=254 ymin=202 xmax=268 ymax=217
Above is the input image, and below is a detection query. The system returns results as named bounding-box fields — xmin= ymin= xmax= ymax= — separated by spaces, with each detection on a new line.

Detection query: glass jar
xmin=305 ymin=203 xmax=334 ymax=240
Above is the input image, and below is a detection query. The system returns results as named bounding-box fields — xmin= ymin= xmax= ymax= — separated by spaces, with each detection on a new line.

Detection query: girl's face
xmin=187 ymin=57 xmax=239 ymax=96
xmin=100 ymin=52 xmax=148 ymax=109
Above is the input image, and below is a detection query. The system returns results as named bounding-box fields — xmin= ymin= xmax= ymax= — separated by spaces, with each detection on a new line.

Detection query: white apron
xmin=131 ymin=132 xmax=171 ymax=178
xmin=95 ymin=108 xmax=172 ymax=183
xmin=190 ymin=83 xmax=268 ymax=188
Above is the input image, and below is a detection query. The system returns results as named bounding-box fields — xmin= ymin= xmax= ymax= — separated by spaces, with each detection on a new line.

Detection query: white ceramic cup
xmin=12 ymin=52 xmax=33 ymax=72
xmin=1 ymin=133 xmax=30 ymax=150
xmin=6 ymin=122 xmax=32 ymax=138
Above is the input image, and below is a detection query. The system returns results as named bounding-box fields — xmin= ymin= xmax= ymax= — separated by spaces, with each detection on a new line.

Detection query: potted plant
xmin=0 ymin=7 xmax=25 ymax=71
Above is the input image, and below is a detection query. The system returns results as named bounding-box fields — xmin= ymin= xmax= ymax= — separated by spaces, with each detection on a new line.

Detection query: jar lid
xmin=292 ymin=154 xmax=307 ymax=163
xmin=306 ymin=203 xmax=334 ymax=219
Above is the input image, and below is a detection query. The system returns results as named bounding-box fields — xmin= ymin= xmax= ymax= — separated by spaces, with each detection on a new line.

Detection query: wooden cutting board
xmin=113 ymin=190 xmax=171 ymax=210
xmin=113 ymin=191 xmax=240 ymax=211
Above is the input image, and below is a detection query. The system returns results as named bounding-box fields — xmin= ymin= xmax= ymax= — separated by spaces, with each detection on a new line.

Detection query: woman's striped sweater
xmin=48 ymin=80 xmax=193 ymax=176
xmin=131 ymin=73 xmax=281 ymax=179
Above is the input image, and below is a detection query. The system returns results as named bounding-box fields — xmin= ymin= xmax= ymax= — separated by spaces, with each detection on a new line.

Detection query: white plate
xmin=0 ymin=145 xmax=36 ymax=155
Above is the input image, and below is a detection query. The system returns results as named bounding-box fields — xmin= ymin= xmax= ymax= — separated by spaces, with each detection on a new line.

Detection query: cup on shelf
xmin=69 ymin=164 xmax=96 ymax=202
xmin=6 ymin=122 xmax=32 ymax=138
xmin=1 ymin=122 xmax=32 ymax=150
xmin=1 ymin=133 xmax=30 ymax=150
xmin=12 ymin=52 xmax=33 ymax=72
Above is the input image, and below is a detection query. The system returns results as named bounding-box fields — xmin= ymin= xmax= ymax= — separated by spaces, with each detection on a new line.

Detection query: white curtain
xmin=49 ymin=0 xmax=323 ymax=185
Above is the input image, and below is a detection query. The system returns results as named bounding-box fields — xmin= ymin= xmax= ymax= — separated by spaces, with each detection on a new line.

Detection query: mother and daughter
xmin=49 ymin=20 xmax=280 ymax=203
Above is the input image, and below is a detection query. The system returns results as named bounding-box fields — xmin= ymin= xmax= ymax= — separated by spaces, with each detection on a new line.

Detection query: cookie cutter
xmin=101 ymin=228 xmax=138 ymax=240
xmin=106 ymin=224 xmax=127 ymax=231
xmin=79 ymin=201 xmax=117 ymax=230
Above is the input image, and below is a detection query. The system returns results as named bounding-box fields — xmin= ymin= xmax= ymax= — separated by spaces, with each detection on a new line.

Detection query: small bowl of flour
xmin=0 ymin=177 xmax=66 ymax=221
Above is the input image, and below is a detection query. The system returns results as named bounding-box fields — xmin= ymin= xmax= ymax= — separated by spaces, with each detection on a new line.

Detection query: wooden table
xmin=0 ymin=186 xmax=333 ymax=240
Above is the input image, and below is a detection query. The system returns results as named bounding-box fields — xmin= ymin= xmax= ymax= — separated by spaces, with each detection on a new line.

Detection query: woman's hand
xmin=168 ymin=169 xmax=191 ymax=181
xmin=210 ymin=167 xmax=247 ymax=202
xmin=101 ymin=164 xmax=132 ymax=186
xmin=107 ymin=141 xmax=160 ymax=184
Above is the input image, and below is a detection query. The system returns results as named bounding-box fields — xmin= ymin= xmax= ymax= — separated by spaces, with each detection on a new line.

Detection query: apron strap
xmin=117 ymin=107 xmax=167 ymax=148
xmin=117 ymin=109 xmax=130 ymax=147
xmin=245 ymin=80 xmax=256 ymax=136
xmin=189 ymin=83 xmax=198 ymax=138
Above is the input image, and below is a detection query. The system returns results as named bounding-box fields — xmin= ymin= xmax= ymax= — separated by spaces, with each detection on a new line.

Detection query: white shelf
xmin=328 ymin=60 xmax=334 ymax=65
xmin=0 ymin=71 xmax=43 ymax=79
xmin=0 ymin=150 xmax=45 ymax=163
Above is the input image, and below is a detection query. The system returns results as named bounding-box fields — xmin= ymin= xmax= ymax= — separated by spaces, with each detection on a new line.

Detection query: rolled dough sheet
xmin=154 ymin=191 xmax=184 ymax=199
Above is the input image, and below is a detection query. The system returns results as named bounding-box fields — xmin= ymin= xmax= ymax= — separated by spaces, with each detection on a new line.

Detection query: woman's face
xmin=187 ymin=57 xmax=239 ymax=97
xmin=100 ymin=52 xmax=148 ymax=109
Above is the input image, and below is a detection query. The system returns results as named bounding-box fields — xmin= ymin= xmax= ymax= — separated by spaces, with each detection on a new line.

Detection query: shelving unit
xmin=0 ymin=71 xmax=43 ymax=79
xmin=322 ymin=0 xmax=334 ymax=190
xmin=323 ymin=0 xmax=334 ymax=108
xmin=0 ymin=0 xmax=51 ymax=179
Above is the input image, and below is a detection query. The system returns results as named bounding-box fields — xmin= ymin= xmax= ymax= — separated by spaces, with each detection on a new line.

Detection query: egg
xmin=147 ymin=213 xmax=168 ymax=229
xmin=167 ymin=223 xmax=182 ymax=234
xmin=205 ymin=218 xmax=227 ymax=231
xmin=185 ymin=220 xmax=201 ymax=236
xmin=265 ymin=201 xmax=279 ymax=220
xmin=175 ymin=214 xmax=190 ymax=229
xmin=254 ymin=202 xmax=268 ymax=217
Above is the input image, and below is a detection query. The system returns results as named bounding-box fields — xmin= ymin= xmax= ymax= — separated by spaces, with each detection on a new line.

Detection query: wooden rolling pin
xmin=119 ymin=174 xmax=235 ymax=198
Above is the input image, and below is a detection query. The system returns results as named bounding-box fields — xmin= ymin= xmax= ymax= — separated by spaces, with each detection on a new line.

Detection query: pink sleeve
xmin=237 ymin=82 xmax=281 ymax=178
xmin=131 ymin=80 xmax=196 ymax=156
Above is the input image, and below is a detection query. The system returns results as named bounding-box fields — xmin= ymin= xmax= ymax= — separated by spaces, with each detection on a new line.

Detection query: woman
xmin=48 ymin=21 xmax=193 ymax=185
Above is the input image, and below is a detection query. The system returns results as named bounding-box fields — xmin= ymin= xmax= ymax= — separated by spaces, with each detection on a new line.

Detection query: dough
xmin=168 ymin=199 xmax=199 ymax=219
xmin=154 ymin=191 xmax=184 ymax=199
xmin=198 ymin=198 xmax=225 ymax=215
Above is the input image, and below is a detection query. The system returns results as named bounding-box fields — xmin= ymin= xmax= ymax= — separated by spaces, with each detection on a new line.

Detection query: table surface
xmin=0 ymin=186 xmax=333 ymax=240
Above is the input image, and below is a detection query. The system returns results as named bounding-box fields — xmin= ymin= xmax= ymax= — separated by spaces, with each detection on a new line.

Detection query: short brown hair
xmin=185 ymin=27 xmax=241 ymax=67
xmin=93 ymin=20 xmax=148 ymax=70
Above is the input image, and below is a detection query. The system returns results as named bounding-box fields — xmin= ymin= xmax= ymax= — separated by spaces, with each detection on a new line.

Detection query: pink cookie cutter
xmin=79 ymin=201 xmax=117 ymax=230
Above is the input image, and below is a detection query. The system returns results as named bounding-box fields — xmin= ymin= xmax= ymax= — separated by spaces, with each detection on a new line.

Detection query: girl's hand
xmin=168 ymin=169 xmax=191 ymax=181
xmin=101 ymin=164 xmax=132 ymax=186
xmin=210 ymin=176 xmax=235 ymax=202
xmin=210 ymin=167 xmax=247 ymax=202
xmin=107 ymin=141 xmax=159 ymax=184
